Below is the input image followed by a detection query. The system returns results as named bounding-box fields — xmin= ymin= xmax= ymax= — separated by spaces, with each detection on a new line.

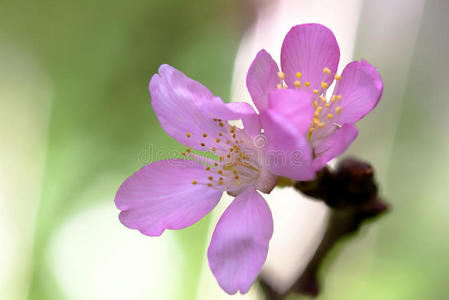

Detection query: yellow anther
xmin=317 ymin=122 xmax=326 ymax=128
xmin=211 ymin=147 xmax=216 ymax=151
xmin=207 ymin=183 xmax=212 ymax=187
xmin=283 ymin=84 xmax=288 ymax=89
xmin=206 ymin=167 xmax=211 ymax=171
xmin=219 ymin=177 xmax=223 ymax=181
xmin=200 ymin=143 xmax=205 ymax=147
xmin=327 ymin=113 xmax=333 ymax=119
xmin=226 ymin=154 xmax=231 ymax=159
xmin=331 ymin=95 xmax=337 ymax=102
xmin=335 ymin=74 xmax=342 ymax=80
xmin=202 ymin=133 xmax=207 ymax=137
xmin=313 ymin=118 xmax=320 ymax=125
xmin=214 ymin=163 xmax=219 ymax=167
xmin=314 ymin=111 xmax=320 ymax=117
xmin=325 ymin=102 xmax=331 ymax=108
xmin=192 ymin=180 xmax=197 ymax=185
xmin=186 ymin=149 xmax=191 ymax=153
xmin=277 ymin=83 xmax=282 ymax=89
xmin=218 ymin=170 xmax=223 ymax=175
xmin=320 ymin=96 xmax=326 ymax=102
xmin=323 ymin=67 xmax=331 ymax=75
xmin=233 ymin=170 xmax=238 ymax=175
xmin=232 ymin=133 xmax=236 ymax=138
xmin=321 ymin=81 xmax=329 ymax=89
xmin=219 ymin=122 xmax=224 ymax=127
xmin=296 ymin=72 xmax=302 ymax=79
xmin=335 ymin=106 xmax=342 ymax=114
xmin=208 ymin=176 xmax=213 ymax=180
xmin=312 ymin=89 xmax=319 ymax=95
xmin=294 ymin=81 xmax=301 ymax=88
xmin=317 ymin=106 xmax=323 ymax=112
xmin=313 ymin=100 xmax=318 ymax=107
xmin=216 ymin=138 xmax=220 ymax=143
xmin=305 ymin=81 xmax=311 ymax=87
xmin=181 ymin=152 xmax=186 ymax=156
xmin=218 ymin=181 xmax=223 ymax=185
xmin=218 ymin=132 xmax=223 ymax=136
xmin=219 ymin=156 xmax=224 ymax=161
xmin=186 ymin=132 xmax=192 ymax=138
xmin=337 ymin=95 xmax=342 ymax=100
xmin=234 ymin=175 xmax=240 ymax=179
xmin=277 ymin=71 xmax=285 ymax=80
xmin=229 ymin=148 xmax=234 ymax=152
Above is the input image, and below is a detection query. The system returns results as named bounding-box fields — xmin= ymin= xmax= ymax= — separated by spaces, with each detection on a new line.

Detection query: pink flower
xmin=247 ymin=23 xmax=384 ymax=171
xmin=115 ymin=65 xmax=315 ymax=294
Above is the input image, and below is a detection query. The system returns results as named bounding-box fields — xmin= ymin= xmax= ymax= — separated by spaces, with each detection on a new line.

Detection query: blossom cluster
xmin=115 ymin=23 xmax=383 ymax=294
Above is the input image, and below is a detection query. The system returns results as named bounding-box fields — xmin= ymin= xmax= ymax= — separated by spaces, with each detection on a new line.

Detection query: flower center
xmin=186 ymin=120 xmax=267 ymax=193
xmin=276 ymin=67 xmax=344 ymax=141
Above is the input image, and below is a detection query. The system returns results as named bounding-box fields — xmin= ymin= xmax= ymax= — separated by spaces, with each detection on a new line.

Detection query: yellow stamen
xmin=321 ymin=81 xmax=329 ymax=89
xmin=294 ymin=80 xmax=301 ymax=87
xmin=192 ymin=180 xmax=197 ymax=185
xmin=313 ymin=100 xmax=318 ymax=107
xmin=337 ymin=95 xmax=342 ymax=100
xmin=277 ymin=71 xmax=285 ymax=80
xmin=305 ymin=81 xmax=310 ymax=87
xmin=335 ymin=106 xmax=342 ymax=114
xmin=327 ymin=113 xmax=333 ymax=119
xmin=312 ymin=89 xmax=319 ymax=95
xmin=323 ymin=67 xmax=331 ymax=75
xmin=335 ymin=74 xmax=341 ymax=80
xmin=202 ymin=133 xmax=207 ymax=137
xmin=296 ymin=72 xmax=302 ymax=79
xmin=277 ymin=83 xmax=282 ymax=89
xmin=186 ymin=132 xmax=191 ymax=138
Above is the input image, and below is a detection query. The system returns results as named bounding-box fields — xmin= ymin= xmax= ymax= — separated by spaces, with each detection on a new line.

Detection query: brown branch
xmin=260 ymin=157 xmax=389 ymax=300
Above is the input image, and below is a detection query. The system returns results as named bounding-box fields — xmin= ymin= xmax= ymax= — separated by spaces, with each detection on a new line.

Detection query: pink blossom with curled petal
xmin=247 ymin=23 xmax=384 ymax=171
xmin=115 ymin=64 xmax=315 ymax=294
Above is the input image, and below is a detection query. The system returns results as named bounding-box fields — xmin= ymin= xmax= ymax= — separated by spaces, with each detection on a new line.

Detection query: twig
xmin=260 ymin=157 xmax=389 ymax=300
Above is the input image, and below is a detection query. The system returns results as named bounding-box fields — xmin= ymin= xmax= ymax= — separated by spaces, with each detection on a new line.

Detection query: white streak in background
xmin=347 ymin=0 xmax=427 ymax=182
xmin=48 ymin=195 xmax=185 ymax=300
xmin=196 ymin=0 xmax=363 ymax=297
xmin=0 ymin=37 xmax=52 ymax=300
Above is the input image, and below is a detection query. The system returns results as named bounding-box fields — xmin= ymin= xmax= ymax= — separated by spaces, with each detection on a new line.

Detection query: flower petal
xmin=246 ymin=50 xmax=280 ymax=111
xmin=267 ymin=89 xmax=314 ymax=133
xmin=207 ymin=187 xmax=273 ymax=294
xmin=203 ymin=101 xmax=261 ymax=137
xmin=281 ymin=23 xmax=340 ymax=91
xmin=332 ymin=60 xmax=383 ymax=124
xmin=312 ymin=124 xmax=359 ymax=171
xmin=260 ymin=107 xmax=315 ymax=181
xmin=115 ymin=159 xmax=223 ymax=236
xmin=150 ymin=65 xmax=236 ymax=150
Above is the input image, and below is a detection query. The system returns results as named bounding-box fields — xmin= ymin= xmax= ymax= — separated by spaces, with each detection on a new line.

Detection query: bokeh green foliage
xmin=0 ymin=0 xmax=251 ymax=299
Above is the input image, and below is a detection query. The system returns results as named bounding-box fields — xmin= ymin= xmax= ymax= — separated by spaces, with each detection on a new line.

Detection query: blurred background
xmin=1 ymin=0 xmax=448 ymax=299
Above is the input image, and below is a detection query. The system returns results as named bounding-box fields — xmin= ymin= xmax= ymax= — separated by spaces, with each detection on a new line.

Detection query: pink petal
xmin=207 ymin=188 xmax=273 ymax=294
xmin=260 ymin=108 xmax=315 ymax=181
xmin=203 ymin=101 xmax=261 ymax=137
xmin=332 ymin=60 xmax=383 ymax=124
xmin=267 ymin=89 xmax=314 ymax=133
xmin=246 ymin=50 xmax=280 ymax=111
xmin=150 ymin=65 xmax=255 ymax=150
xmin=115 ymin=159 xmax=223 ymax=236
xmin=312 ymin=125 xmax=359 ymax=171
xmin=281 ymin=23 xmax=340 ymax=91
